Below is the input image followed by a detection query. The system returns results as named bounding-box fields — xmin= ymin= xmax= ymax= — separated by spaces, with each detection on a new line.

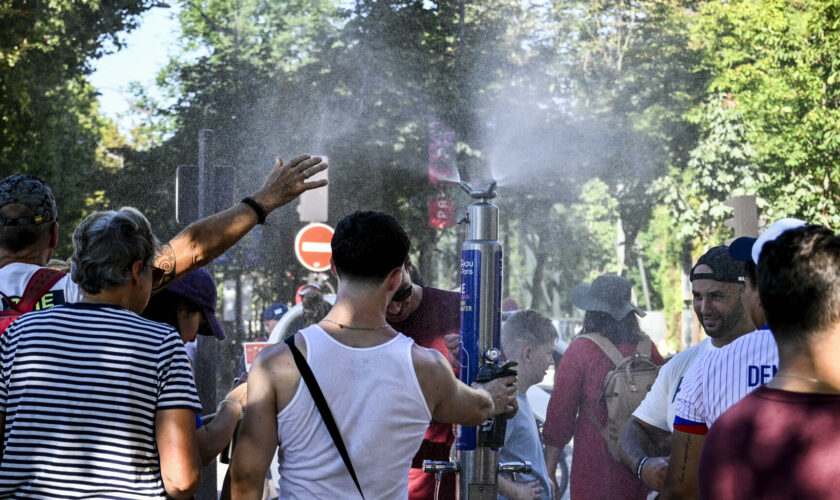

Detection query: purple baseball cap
xmin=166 ymin=268 xmax=226 ymax=340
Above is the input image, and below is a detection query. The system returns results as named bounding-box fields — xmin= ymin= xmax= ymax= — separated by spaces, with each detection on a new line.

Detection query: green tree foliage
xmin=1 ymin=0 xmax=162 ymax=254
xmin=548 ymin=0 xmax=706 ymax=272
xmin=15 ymin=0 xmax=840 ymax=345
xmin=692 ymin=0 xmax=840 ymax=226
xmin=655 ymin=93 xmax=768 ymax=245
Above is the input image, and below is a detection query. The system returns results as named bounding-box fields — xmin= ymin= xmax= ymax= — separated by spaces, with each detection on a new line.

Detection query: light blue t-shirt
xmin=498 ymin=393 xmax=552 ymax=500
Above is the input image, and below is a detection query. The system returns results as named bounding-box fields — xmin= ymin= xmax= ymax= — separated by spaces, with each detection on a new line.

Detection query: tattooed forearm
xmin=151 ymin=243 xmax=176 ymax=293
xmin=678 ymin=434 xmax=692 ymax=482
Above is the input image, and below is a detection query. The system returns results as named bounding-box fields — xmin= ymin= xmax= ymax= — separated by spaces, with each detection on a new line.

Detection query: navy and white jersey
xmin=674 ymin=328 xmax=778 ymax=435
xmin=0 ymin=302 xmax=202 ymax=499
xmin=632 ymin=337 xmax=715 ymax=432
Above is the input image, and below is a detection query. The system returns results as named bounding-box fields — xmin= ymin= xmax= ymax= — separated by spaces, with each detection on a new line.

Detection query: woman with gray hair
xmin=70 ymin=207 xmax=160 ymax=297
xmin=0 ymin=208 xmax=203 ymax=499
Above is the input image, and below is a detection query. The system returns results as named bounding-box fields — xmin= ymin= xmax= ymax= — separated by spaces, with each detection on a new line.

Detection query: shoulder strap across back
xmin=284 ymin=335 xmax=365 ymax=499
xmin=578 ymin=333 xmax=625 ymax=368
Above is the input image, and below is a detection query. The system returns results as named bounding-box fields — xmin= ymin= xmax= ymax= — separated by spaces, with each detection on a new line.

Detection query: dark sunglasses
xmin=392 ymin=284 xmax=413 ymax=302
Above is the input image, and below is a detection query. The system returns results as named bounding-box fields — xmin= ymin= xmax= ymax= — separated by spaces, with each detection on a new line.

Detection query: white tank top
xmin=276 ymin=324 xmax=432 ymax=499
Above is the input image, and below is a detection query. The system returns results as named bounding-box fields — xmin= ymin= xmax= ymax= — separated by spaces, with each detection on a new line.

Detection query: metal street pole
xmin=195 ymin=129 xmax=218 ymax=499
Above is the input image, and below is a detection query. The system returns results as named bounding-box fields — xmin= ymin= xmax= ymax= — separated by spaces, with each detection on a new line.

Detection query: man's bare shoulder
xmin=251 ymin=337 xmax=304 ymax=410
xmin=411 ymin=342 xmax=449 ymax=371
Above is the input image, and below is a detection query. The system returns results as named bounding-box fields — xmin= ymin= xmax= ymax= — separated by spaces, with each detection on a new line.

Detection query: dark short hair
xmin=408 ymin=263 xmax=425 ymax=286
xmin=331 ymin=211 xmax=410 ymax=284
xmin=744 ymin=260 xmax=757 ymax=287
xmin=758 ymin=225 xmax=840 ymax=345
xmin=582 ymin=310 xmax=642 ymax=344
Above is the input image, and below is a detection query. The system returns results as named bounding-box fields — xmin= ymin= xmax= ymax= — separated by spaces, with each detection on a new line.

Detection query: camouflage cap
xmin=0 ymin=174 xmax=57 ymax=226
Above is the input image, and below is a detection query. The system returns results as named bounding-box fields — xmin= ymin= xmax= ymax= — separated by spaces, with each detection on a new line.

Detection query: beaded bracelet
xmin=217 ymin=399 xmax=245 ymax=420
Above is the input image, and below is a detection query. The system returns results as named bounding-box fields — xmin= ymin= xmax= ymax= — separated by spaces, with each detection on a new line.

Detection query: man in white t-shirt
xmin=0 ymin=158 xmax=327 ymax=306
xmin=661 ymin=218 xmax=805 ymax=500
xmin=617 ymin=246 xmax=754 ymax=492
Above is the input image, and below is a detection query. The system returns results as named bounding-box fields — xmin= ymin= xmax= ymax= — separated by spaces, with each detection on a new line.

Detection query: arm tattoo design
xmin=678 ymin=435 xmax=692 ymax=483
xmin=152 ymin=243 xmax=176 ymax=293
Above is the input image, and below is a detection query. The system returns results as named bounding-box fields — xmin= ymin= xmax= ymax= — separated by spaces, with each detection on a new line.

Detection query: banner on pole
xmin=429 ymin=197 xmax=456 ymax=229
xmin=428 ymin=119 xmax=458 ymax=184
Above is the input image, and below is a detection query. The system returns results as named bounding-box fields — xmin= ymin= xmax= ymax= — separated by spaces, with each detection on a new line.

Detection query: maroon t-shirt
xmin=700 ymin=385 xmax=840 ymax=500
xmin=389 ymin=286 xmax=460 ymax=500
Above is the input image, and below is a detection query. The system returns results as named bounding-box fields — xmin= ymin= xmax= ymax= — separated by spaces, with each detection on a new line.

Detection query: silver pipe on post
xmin=457 ymin=180 xmax=503 ymax=499
xmin=422 ymin=181 xmax=509 ymax=499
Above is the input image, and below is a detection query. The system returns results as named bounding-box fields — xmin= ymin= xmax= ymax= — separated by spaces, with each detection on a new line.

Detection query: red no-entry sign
xmin=294 ymin=223 xmax=334 ymax=272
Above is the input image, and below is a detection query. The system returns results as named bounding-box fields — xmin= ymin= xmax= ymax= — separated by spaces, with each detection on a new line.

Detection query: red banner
xmin=429 ymin=197 xmax=456 ymax=229
xmin=428 ymin=119 xmax=458 ymax=184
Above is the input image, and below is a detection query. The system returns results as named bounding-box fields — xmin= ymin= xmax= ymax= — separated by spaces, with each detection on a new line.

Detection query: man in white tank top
xmin=230 ymin=211 xmax=518 ymax=499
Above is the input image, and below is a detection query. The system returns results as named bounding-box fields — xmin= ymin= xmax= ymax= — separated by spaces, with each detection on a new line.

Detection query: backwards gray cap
xmin=0 ymin=174 xmax=57 ymax=226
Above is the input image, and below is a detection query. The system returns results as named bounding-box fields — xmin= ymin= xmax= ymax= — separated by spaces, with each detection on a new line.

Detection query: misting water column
xmin=424 ymin=180 xmax=531 ymax=499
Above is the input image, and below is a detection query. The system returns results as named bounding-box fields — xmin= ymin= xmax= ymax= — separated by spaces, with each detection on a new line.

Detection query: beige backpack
xmin=579 ymin=333 xmax=660 ymax=462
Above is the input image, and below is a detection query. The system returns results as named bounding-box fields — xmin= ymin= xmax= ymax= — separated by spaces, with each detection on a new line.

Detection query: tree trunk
xmin=530 ymin=241 xmax=548 ymax=310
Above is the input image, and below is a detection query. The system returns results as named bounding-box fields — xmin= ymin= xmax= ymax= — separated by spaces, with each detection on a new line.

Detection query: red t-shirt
xmin=389 ymin=286 xmax=460 ymax=500
xmin=543 ymin=335 xmax=664 ymax=500
xmin=700 ymin=385 xmax=840 ymax=500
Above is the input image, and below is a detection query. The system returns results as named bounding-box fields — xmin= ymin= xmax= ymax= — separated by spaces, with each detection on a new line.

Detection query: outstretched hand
xmin=474 ymin=375 xmax=517 ymax=417
xmin=641 ymin=456 xmax=669 ymax=492
xmin=507 ymin=479 xmax=545 ymax=500
xmin=250 ymin=155 xmax=329 ymax=213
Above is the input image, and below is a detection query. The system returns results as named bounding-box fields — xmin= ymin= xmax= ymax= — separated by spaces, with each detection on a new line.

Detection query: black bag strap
xmin=285 ymin=335 xmax=365 ymax=499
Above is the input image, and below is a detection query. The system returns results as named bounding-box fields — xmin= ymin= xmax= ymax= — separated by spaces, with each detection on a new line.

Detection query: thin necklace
xmin=322 ymin=318 xmax=390 ymax=331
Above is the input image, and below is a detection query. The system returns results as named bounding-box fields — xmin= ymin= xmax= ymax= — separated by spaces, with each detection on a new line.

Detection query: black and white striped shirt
xmin=0 ymin=303 xmax=202 ymax=499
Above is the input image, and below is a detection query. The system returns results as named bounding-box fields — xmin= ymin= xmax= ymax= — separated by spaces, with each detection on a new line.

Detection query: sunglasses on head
xmin=392 ymin=284 xmax=413 ymax=302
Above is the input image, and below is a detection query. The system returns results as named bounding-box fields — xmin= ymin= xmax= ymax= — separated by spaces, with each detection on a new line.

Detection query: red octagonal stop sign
xmin=294 ymin=223 xmax=334 ymax=272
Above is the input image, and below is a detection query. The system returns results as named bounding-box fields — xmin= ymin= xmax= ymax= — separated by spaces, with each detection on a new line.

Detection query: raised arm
xmin=413 ymin=345 xmax=516 ymax=426
xmin=153 ymin=155 xmax=328 ymax=291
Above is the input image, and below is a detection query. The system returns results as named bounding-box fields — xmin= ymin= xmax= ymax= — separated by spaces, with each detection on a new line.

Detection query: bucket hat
xmin=571 ymin=274 xmax=645 ymax=321
xmin=166 ymin=268 xmax=225 ymax=340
